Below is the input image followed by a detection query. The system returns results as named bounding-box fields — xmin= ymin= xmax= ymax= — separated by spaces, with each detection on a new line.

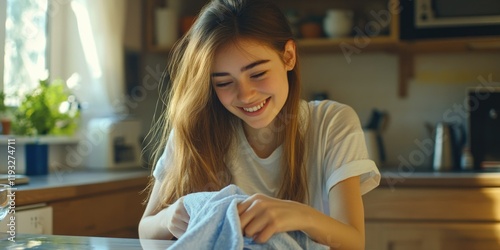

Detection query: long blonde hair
xmin=147 ymin=0 xmax=308 ymax=208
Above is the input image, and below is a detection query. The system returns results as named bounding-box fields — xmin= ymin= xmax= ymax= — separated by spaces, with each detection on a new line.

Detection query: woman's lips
xmin=240 ymin=97 xmax=270 ymax=116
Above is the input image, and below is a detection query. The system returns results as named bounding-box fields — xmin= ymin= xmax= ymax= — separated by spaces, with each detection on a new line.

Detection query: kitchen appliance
xmin=364 ymin=109 xmax=389 ymax=167
xmin=400 ymin=0 xmax=500 ymax=40
xmin=432 ymin=123 xmax=454 ymax=171
xmin=426 ymin=122 xmax=465 ymax=171
xmin=0 ymin=204 xmax=52 ymax=234
xmin=84 ymin=117 xmax=142 ymax=169
xmin=468 ymin=87 xmax=500 ymax=169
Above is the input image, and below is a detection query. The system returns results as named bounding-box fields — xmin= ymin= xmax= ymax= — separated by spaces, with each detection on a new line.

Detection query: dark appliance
xmin=468 ymin=88 xmax=500 ymax=169
xmin=400 ymin=0 xmax=500 ymax=40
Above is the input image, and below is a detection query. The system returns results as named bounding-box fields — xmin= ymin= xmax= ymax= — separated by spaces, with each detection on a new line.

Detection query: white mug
xmin=323 ymin=9 xmax=354 ymax=38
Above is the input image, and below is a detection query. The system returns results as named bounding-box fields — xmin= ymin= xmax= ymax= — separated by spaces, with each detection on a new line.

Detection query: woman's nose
xmin=237 ymin=79 xmax=256 ymax=103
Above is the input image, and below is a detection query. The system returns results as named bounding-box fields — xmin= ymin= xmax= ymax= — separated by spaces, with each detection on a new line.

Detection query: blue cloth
xmin=169 ymin=185 xmax=329 ymax=250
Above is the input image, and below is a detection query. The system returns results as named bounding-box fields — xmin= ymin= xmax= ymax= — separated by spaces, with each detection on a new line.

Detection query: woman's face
xmin=211 ymin=39 xmax=296 ymax=130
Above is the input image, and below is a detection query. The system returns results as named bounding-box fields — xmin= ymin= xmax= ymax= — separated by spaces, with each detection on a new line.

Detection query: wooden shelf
xmin=0 ymin=135 xmax=80 ymax=145
xmin=143 ymin=36 xmax=399 ymax=55
xmin=142 ymin=0 xmax=500 ymax=99
xmin=402 ymin=36 xmax=500 ymax=54
xmin=396 ymin=36 xmax=500 ymax=97
xmin=297 ymin=36 xmax=398 ymax=53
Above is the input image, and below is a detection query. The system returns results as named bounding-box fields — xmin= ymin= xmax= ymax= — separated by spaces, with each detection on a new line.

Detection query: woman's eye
xmin=215 ymin=81 xmax=232 ymax=87
xmin=251 ymin=71 xmax=267 ymax=79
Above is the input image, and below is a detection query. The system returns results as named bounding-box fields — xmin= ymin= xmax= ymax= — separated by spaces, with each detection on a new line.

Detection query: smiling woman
xmin=140 ymin=0 xmax=380 ymax=249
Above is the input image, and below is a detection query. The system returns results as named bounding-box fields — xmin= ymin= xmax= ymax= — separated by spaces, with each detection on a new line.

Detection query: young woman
xmin=139 ymin=0 xmax=380 ymax=249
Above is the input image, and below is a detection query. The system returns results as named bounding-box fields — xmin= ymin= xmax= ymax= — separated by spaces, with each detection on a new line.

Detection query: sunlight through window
xmin=3 ymin=0 xmax=48 ymax=106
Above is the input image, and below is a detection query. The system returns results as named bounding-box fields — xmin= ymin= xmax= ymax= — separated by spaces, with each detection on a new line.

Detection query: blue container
xmin=25 ymin=144 xmax=49 ymax=175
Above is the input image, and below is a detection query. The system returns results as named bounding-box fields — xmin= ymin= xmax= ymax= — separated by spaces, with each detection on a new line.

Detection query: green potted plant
xmin=10 ymin=78 xmax=80 ymax=175
xmin=12 ymin=78 xmax=80 ymax=136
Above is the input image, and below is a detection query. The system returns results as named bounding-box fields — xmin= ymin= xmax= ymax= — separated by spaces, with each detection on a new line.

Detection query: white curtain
xmin=50 ymin=0 xmax=128 ymax=122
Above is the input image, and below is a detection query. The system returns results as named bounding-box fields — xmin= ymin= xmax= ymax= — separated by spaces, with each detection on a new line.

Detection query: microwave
xmin=400 ymin=0 xmax=500 ymax=40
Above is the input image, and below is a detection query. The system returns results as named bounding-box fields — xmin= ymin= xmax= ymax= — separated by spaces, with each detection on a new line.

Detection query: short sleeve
xmin=326 ymin=159 xmax=380 ymax=195
xmin=320 ymin=104 xmax=380 ymax=195
xmin=152 ymin=131 xmax=175 ymax=181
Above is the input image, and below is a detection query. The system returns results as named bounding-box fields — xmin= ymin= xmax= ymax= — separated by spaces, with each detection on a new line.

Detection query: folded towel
xmin=169 ymin=184 xmax=329 ymax=250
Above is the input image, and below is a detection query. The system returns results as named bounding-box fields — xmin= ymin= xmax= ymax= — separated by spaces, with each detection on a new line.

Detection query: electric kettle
xmin=426 ymin=122 xmax=465 ymax=171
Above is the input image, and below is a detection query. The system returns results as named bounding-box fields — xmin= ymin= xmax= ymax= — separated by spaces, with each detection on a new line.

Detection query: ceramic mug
xmin=323 ymin=9 xmax=354 ymax=38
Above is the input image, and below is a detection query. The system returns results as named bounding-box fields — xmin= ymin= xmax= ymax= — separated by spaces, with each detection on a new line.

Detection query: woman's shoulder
xmin=304 ymin=99 xmax=359 ymax=122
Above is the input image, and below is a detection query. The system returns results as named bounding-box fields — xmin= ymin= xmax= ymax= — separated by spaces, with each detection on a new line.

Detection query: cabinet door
xmin=51 ymin=188 xmax=146 ymax=238
xmin=366 ymin=222 xmax=500 ymax=250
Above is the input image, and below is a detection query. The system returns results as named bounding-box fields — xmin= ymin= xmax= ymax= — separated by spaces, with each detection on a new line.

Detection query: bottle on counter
xmin=460 ymin=147 xmax=474 ymax=171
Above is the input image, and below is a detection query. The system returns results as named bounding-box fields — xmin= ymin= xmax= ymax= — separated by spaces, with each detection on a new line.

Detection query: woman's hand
xmin=237 ymin=193 xmax=308 ymax=243
xmin=161 ymin=196 xmax=190 ymax=239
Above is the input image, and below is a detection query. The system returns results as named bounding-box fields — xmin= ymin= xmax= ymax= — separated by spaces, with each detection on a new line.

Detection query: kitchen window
xmin=1 ymin=0 xmax=128 ymax=119
xmin=0 ymin=0 xmax=49 ymax=106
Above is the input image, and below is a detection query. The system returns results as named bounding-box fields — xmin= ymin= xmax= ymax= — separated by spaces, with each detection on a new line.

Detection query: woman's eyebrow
xmin=240 ymin=59 xmax=270 ymax=72
xmin=211 ymin=59 xmax=270 ymax=77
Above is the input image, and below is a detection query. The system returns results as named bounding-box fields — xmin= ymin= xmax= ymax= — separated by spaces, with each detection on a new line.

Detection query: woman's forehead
xmin=213 ymin=38 xmax=279 ymax=68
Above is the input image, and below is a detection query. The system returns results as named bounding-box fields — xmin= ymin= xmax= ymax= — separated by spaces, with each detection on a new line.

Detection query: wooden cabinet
xmin=366 ymin=222 xmax=500 ymax=250
xmin=364 ymin=186 xmax=500 ymax=250
xmin=50 ymin=185 xmax=147 ymax=238
xmin=17 ymin=171 xmax=149 ymax=238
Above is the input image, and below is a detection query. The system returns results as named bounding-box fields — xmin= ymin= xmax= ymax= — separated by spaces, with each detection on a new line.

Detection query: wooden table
xmin=0 ymin=234 xmax=175 ymax=249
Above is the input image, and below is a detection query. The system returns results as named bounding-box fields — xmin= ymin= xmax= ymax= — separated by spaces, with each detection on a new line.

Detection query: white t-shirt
xmin=153 ymin=100 xmax=380 ymax=215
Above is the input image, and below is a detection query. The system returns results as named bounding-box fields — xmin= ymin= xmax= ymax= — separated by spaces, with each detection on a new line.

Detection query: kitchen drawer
xmin=363 ymin=187 xmax=500 ymax=221
xmin=366 ymin=222 xmax=500 ymax=250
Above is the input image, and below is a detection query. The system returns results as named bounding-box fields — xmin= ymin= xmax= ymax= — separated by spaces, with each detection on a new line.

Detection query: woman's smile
xmin=240 ymin=97 xmax=270 ymax=115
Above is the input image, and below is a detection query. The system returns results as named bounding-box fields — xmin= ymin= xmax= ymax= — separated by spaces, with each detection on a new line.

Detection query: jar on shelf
xmin=323 ymin=9 xmax=354 ymax=38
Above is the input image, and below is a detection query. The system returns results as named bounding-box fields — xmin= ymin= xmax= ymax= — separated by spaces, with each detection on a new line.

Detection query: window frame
xmin=0 ymin=0 xmax=6 ymax=92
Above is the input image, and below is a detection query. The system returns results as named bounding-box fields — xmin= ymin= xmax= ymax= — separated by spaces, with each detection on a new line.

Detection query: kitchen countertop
xmin=12 ymin=168 xmax=150 ymax=206
xmin=10 ymin=167 xmax=500 ymax=206
xmin=0 ymin=234 xmax=174 ymax=249
xmin=379 ymin=168 xmax=500 ymax=188
xmin=15 ymin=168 xmax=150 ymax=190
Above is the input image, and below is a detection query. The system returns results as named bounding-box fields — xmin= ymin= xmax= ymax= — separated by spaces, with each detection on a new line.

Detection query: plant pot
xmin=1 ymin=118 xmax=11 ymax=135
xmin=300 ymin=22 xmax=323 ymax=38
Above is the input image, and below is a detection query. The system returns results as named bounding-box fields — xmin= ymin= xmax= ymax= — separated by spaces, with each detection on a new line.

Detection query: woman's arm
xmin=237 ymin=176 xmax=364 ymax=249
xmin=138 ymin=180 xmax=190 ymax=240
xmin=306 ymin=175 xmax=365 ymax=249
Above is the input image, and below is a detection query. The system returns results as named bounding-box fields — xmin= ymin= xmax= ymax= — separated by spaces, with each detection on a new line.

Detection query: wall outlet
xmin=0 ymin=204 xmax=53 ymax=234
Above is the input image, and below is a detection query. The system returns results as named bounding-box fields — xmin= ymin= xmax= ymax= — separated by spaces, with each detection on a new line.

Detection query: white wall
xmin=300 ymin=52 xmax=500 ymax=169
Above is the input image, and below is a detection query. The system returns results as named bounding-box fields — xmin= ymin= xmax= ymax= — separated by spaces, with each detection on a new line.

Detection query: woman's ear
xmin=283 ymin=40 xmax=296 ymax=71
